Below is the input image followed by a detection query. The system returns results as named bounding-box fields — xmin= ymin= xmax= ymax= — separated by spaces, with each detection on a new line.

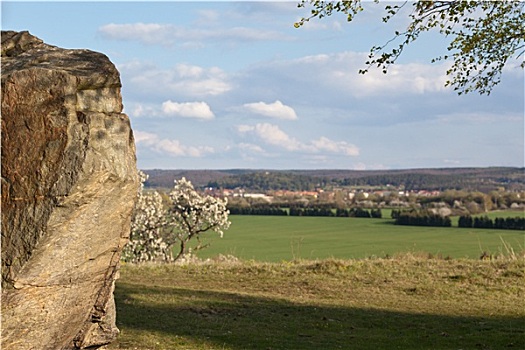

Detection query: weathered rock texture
xmin=1 ymin=31 xmax=138 ymax=349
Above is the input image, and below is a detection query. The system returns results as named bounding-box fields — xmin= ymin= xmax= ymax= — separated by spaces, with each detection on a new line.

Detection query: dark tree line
xmin=391 ymin=210 xmax=524 ymax=230
xmin=289 ymin=206 xmax=334 ymax=217
xmin=392 ymin=210 xmax=452 ymax=227
xmin=458 ymin=215 xmax=525 ymax=230
xmin=209 ymin=172 xmax=324 ymax=191
xmin=228 ymin=206 xmax=288 ymax=216
xmin=289 ymin=206 xmax=382 ymax=218
xmin=336 ymin=208 xmax=382 ymax=218
xmin=227 ymin=204 xmax=382 ymax=218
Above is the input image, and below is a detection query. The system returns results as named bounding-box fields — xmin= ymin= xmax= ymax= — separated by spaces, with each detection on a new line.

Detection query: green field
xmin=195 ymin=213 xmax=524 ymax=262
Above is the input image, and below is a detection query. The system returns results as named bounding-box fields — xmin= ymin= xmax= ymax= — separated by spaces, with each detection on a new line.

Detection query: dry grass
xmin=109 ymin=255 xmax=525 ymax=350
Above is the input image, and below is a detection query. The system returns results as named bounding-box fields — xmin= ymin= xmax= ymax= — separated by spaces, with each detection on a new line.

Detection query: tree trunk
xmin=174 ymin=239 xmax=186 ymax=261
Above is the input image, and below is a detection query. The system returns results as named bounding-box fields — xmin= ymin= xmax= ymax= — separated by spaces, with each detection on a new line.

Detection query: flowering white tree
xmin=122 ymin=173 xmax=230 ymax=263
xmin=168 ymin=177 xmax=231 ymax=261
xmin=122 ymin=172 xmax=172 ymax=263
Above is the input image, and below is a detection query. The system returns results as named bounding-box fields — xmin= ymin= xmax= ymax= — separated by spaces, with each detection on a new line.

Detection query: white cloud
xmin=176 ymin=64 xmax=205 ymax=79
xmin=240 ymin=52 xmax=450 ymax=100
xmin=238 ymin=123 xmax=303 ymax=151
xmin=134 ymin=131 xmax=214 ymax=157
xmin=238 ymin=143 xmax=266 ymax=153
xmin=242 ymin=100 xmax=298 ymax=120
xmin=127 ymin=103 xmax=159 ymax=118
xmin=237 ymin=123 xmax=359 ymax=156
xmin=219 ymin=27 xmax=291 ymax=42
xmin=436 ymin=111 xmax=524 ymax=124
xmin=129 ymin=103 xmax=145 ymax=117
xmin=134 ymin=131 xmax=158 ymax=145
xmin=308 ymin=52 xmax=449 ymax=97
xmin=156 ymin=139 xmax=214 ymax=157
xmin=132 ymin=104 xmax=144 ymax=117
xmin=117 ymin=60 xmax=157 ymax=72
xmin=98 ymin=23 xmax=174 ymax=46
xmin=236 ymin=125 xmax=255 ymax=133
xmin=253 ymin=123 xmax=303 ymax=151
xmin=311 ymin=136 xmax=359 ymax=156
xmin=295 ymin=18 xmax=345 ymax=32
xmin=296 ymin=53 xmax=331 ymax=64
xmin=98 ymin=22 xmax=292 ymax=47
xmin=119 ymin=61 xmax=231 ymax=98
xmin=355 ymin=62 xmax=449 ymax=96
xmin=161 ymin=100 xmax=215 ymax=120
xmin=196 ymin=9 xmax=221 ymax=24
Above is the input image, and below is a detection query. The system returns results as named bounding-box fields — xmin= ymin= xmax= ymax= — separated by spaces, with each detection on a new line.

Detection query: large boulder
xmin=1 ymin=31 xmax=138 ymax=349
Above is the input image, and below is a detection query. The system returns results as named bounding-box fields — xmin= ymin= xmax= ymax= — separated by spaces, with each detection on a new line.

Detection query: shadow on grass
xmin=113 ymin=283 xmax=524 ymax=350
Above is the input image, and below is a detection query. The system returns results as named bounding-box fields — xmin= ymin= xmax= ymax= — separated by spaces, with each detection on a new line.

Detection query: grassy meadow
xmin=109 ymin=211 xmax=524 ymax=349
xmin=111 ymin=258 xmax=525 ymax=350
xmin=195 ymin=213 xmax=524 ymax=262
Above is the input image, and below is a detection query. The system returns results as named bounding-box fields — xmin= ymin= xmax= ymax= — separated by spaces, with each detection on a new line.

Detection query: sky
xmin=2 ymin=1 xmax=524 ymax=170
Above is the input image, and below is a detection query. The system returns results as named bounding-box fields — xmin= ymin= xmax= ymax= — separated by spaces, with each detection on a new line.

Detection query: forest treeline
xmin=458 ymin=215 xmax=525 ymax=230
xmin=228 ymin=205 xmax=382 ymax=218
xmin=391 ymin=209 xmax=452 ymax=227
xmin=208 ymin=172 xmax=324 ymax=192
xmin=144 ymin=167 xmax=525 ymax=192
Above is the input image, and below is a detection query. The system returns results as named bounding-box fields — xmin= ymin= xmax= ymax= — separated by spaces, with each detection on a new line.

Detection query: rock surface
xmin=1 ymin=31 xmax=138 ymax=349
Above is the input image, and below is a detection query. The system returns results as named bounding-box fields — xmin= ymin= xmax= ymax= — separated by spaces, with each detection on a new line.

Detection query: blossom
xmin=123 ymin=173 xmax=231 ymax=263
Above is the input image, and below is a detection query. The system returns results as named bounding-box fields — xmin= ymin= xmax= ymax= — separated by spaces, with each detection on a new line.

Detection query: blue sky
xmin=3 ymin=1 xmax=524 ymax=170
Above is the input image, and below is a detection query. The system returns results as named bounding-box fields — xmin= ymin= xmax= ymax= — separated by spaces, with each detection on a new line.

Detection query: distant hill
xmin=143 ymin=169 xmax=234 ymax=188
xmin=143 ymin=167 xmax=525 ymax=192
